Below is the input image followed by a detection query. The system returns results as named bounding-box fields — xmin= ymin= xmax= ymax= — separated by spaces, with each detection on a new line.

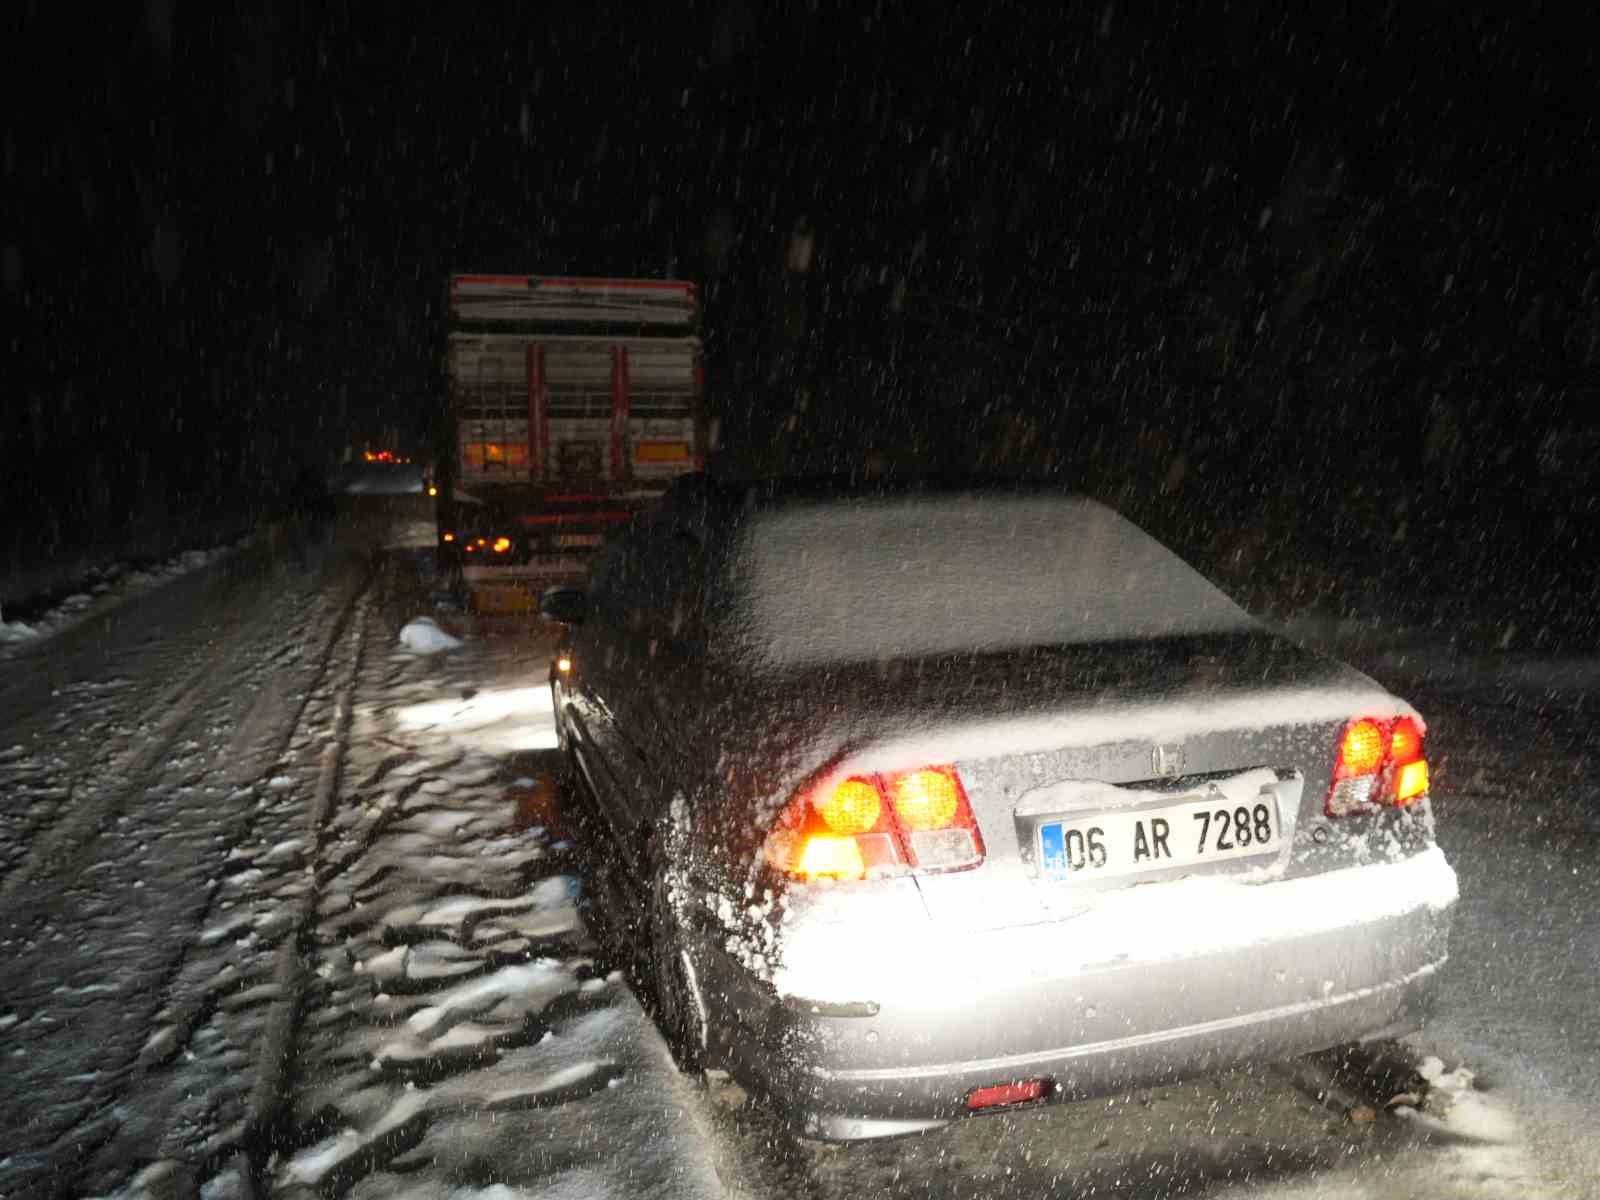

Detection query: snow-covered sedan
xmin=543 ymin=476 xmax=1458 ymax=1141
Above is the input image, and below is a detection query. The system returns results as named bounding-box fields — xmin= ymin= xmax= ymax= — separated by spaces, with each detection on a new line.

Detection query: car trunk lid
xmin=806 ymin=633 xmax=1419 ymax=933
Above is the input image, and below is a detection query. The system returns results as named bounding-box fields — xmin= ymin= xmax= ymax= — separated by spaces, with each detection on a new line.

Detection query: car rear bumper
xmin=701 ymin=848 xmax=1456 ymax=1140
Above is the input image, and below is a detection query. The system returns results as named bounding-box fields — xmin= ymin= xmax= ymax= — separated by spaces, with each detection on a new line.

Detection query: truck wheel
xmin=649 ymin=867 xmax=708 ymax=1075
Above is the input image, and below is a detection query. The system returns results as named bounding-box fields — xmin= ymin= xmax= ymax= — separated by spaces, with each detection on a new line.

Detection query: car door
xmin=594 ymin=518 xmax=705 ymax=847
xmin=563 ymin=538 xmax=651 ymax=857
xmin=566 ymin=504 xmax=712 ymax=864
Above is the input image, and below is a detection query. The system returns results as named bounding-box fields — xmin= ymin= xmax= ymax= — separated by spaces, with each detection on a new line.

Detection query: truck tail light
xmin=1326 ymin=715 xmax=1430 ymax=816
xmin=763 ymin=766 xmax=985 ymax=881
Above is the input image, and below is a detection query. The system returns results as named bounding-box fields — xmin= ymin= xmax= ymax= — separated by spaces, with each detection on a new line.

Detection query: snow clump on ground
xmin=398 ymin=616 xmax=463 ymax=654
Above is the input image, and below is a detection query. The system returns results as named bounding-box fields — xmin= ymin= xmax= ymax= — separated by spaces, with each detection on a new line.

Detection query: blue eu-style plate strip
xmin=1038 ymin=822 xmax=1069 ymax=880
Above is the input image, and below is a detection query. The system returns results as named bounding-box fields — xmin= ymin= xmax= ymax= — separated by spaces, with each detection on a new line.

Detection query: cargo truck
xmin=438 ymin=274 xmax=705 ymax=605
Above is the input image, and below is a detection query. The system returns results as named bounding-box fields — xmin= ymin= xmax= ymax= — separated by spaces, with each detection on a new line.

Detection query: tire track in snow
xmin=78 ymin=582 xmax=376 ymax=1196
xmin=255 ymin=614 xmax=729 ymax=1200
xmin=0 ymin=545 xmax=319 ymax=885
xmin=0 ymin=630 xmax=228 ymax=905
xmin=238 ymin=589 xmax=372 ymax=1195
xmin=0 ymin=559 xmax=373 ymax=1199
xmin=0 ymin=564 xmax=333 ymax=912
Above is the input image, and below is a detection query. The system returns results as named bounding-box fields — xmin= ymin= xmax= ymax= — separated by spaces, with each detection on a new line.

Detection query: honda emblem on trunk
xmin=1153 ymin=743 xmax=1184 ymax=778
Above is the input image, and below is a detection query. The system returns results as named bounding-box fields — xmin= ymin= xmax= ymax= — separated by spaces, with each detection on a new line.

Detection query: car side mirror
xmin=539 ymin=585 xmax=588 ymax=625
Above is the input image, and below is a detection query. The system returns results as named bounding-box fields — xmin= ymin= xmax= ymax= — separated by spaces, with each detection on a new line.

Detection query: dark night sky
xmin=6 ymin=1 xmax=1597 ymax=625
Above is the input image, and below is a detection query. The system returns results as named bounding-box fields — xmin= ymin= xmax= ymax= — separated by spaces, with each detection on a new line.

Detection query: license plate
xmin=555 ymin=534 xmax=603 ymax=547
xmin=1038 ymin=794 xmax=1280 ymax=883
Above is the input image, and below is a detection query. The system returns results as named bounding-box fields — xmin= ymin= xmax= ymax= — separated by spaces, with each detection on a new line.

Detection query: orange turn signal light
xmin=1337 ymin=719 xmax=1386 ymax=776
xmin=1396 ymin=758 xmax=1430 ymax=804
xmin=889 ymin=768 xmax=961 ymax=831
xmin=816 ymin=778 xmax=881 ymax=835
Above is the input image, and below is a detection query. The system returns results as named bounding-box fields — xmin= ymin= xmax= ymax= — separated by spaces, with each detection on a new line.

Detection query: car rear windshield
xmin=723 ymin=494 xmax=1255 ymax=668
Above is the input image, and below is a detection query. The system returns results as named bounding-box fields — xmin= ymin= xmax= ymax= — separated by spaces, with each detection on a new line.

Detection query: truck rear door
xmin=625 ymin=340 xmax=700 ymax=485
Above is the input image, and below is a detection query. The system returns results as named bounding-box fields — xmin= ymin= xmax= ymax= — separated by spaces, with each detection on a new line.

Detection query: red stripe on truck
xmin=693 ymin=356 xmax=706 ymax=471
xmin=517 ymin=511 xmax=637 ymax=526
xmin=451 ymin=274 xmax=694 ymax=293
xmin=452 ymin=274 xmax=543 ymax=288
xmin=612 ymin=346 xmax=631 ymax=483
xmin=527 ymin=345 xmax=546 ymax=482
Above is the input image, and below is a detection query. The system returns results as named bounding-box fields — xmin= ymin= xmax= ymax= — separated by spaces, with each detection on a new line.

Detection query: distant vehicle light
xmin=427 ymin=485 xmax=438 ymax=497
xmin=556 ymin=656 xmax=572 ymax=673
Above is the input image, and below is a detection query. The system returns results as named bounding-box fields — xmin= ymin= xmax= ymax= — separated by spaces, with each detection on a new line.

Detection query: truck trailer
xmin=437 ymin=274 xmax=705 ymax=601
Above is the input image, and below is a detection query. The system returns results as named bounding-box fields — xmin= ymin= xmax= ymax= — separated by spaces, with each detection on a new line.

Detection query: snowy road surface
xmin=0 ymin=535 xmax=372 ymax=1196
xmin=1 ymin=515 xmax=1596 ymax=1199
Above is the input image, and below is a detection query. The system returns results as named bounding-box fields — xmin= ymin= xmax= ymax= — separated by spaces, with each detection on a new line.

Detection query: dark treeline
xmin=6 ymin=2 xmax=1595 ymax=635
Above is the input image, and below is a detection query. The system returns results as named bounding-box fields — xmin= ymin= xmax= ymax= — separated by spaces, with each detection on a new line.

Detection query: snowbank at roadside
xmin=0 ymin=541 xmax=244 ymax=656
xmin=0 ymin=613 xmax=39 ymax=643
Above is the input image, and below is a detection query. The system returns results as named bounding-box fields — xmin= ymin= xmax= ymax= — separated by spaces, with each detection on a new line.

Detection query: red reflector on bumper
xmin=966 ymin=1079 xmax=1049 ymax=1110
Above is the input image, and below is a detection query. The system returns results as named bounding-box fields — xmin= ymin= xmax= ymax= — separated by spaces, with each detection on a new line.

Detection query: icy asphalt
xmin=0 ymin=505 xmax=1595 ymax=1199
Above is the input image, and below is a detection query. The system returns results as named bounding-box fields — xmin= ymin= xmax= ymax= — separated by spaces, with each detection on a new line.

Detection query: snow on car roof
xmin=723 ymin=491 xmax=1256 ymax=668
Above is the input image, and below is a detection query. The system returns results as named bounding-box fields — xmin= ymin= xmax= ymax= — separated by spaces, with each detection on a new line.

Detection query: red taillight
xmin=764 ymin=765 xmax=985 ymax=881
xmin=1390 ymin=718 xmax=1423 ymax=764
xmin=966 ymin=1079 xmax=1050 ymax=1110
xmin=1326 ymin=714 xmax=1430 ymax=816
